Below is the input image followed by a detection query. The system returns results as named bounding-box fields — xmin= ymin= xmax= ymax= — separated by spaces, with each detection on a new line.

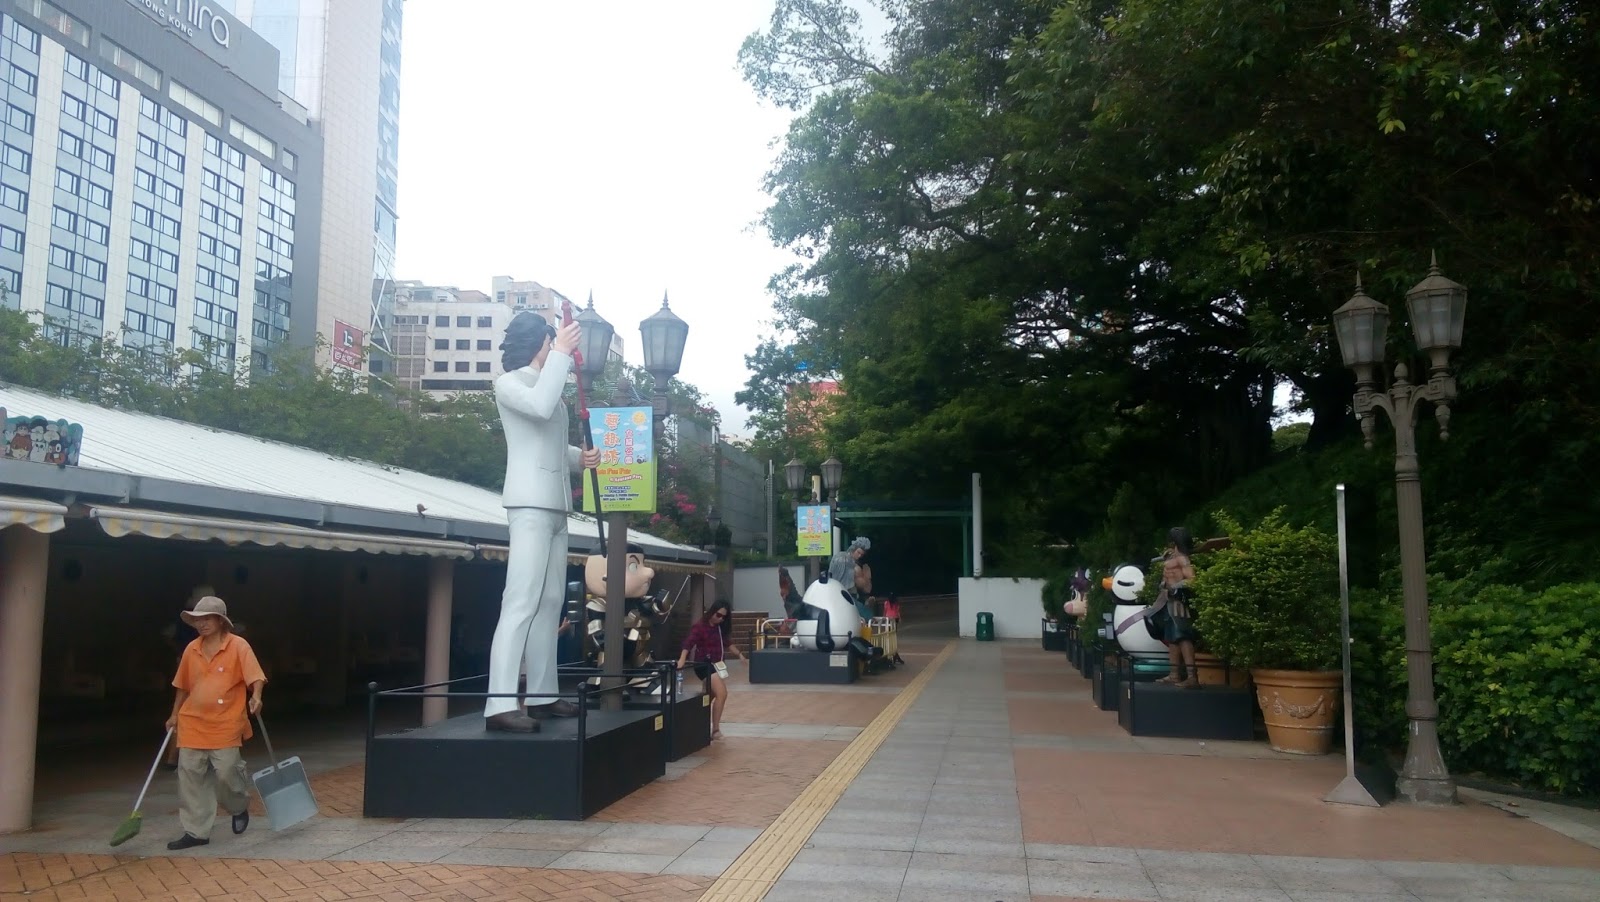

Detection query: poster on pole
xmin=580 ymin=406 xmax=656 ymax=513
xmin=796 ymin=504 xmax=832 ymax=557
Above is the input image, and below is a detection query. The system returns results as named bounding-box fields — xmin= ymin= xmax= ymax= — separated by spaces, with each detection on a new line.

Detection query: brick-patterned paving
xmin=721 ymin=690 xmax=892 ymax=727
xmin=1014 ymin=735 xmax=1600 ymax=867
xmin=0 ymin=853 xmax=712 ymax=901
xmin=591 ymin=738 xmax=846 ymax=829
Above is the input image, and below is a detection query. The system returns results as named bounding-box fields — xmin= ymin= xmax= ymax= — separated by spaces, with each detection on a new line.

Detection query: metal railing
xmin=365 ymin=662 xmax=690 ymax=784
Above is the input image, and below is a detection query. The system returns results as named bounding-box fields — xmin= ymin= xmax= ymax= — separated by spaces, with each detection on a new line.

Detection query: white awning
xmin=91 ymin=506 xmax=477 ymax=560
xmin=474 ymin=543 xmax=715 ymax=574
xmin=0 ymin=495 xmax=68 ymax=534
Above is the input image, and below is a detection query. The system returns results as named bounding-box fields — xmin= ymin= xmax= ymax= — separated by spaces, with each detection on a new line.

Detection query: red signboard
xmin=332 ymin=320 xmax=364 ymax=370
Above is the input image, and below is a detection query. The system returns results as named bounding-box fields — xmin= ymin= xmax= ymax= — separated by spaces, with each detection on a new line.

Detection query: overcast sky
xmin=392 ymin=1 xmax=804 ymax=437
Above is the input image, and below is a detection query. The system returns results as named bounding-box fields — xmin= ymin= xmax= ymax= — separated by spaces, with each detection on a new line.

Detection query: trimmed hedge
xmin=1353 ymin=581 xmax=1600 ymax=796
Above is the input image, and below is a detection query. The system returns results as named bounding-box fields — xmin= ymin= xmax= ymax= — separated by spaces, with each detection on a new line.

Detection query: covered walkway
xmin=0 ymin=383 xmax=714 ymax=835
xmin=4 ymin=628 xmax=1598 ymax=900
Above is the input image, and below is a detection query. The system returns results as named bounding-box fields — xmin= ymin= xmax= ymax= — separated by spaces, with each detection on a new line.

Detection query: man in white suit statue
xmin=485 ymin=313 xmax=601 ymax=733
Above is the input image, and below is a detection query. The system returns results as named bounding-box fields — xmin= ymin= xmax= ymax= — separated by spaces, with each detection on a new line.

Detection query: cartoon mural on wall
xmin=0 ymin=408 xmax=84 ymax=466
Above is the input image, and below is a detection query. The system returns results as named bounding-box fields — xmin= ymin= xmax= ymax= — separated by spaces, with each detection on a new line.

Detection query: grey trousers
xmin=177 ymin=746 xmax=250 ymax=838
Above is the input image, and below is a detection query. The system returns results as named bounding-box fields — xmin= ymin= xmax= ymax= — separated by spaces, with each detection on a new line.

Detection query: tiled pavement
xmin=6 ymin=636 xmax=1600 ymax=901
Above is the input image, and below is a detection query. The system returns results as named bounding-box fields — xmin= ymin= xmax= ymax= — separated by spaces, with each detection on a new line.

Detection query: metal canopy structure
xmin=0 ymin=383 xmax=713 ymax=567
xmin=834 ymin=498 xmax=975 ymax=577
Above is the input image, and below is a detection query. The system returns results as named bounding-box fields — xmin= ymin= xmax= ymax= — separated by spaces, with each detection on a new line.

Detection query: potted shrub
xmin=1192 ymin=510 xmax=1342 ymax=754
xmin=1038 ymin=576 xmax=1067 ymax=651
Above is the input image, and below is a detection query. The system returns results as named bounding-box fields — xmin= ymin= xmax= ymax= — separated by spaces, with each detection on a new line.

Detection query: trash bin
xmin=976 ymin=611 xmax=995 ymax=641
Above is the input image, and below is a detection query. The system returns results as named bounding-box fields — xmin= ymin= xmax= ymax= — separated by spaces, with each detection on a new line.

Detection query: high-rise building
xmin=387 ymin=277 xmax=626 ymax=397
xmin=0 ymin=0 xmax=322 ymax=369
xmin=211 ymin=0 xmax=402 ymax=376
xmin=490 ymin=275 xmax=625 ymax=361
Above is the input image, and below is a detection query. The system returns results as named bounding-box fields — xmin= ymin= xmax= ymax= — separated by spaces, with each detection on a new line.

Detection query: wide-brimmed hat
xmin=181 ymin=596 xmax=233 ymax=629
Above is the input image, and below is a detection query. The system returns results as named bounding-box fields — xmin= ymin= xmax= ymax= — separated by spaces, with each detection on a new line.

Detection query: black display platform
xmin=1118 ymin=681 xmax=1256 ymax=740
xmin=1041 ymin=619 xmax=1066 ymax=651
xmin=1063 ymin=623 xmax=1080 ymax=669
xmin=625 ymin=688 xmax=711 ymax=761
xmin=1092 ymin=655 xmax=1119 ymax=711
xmin=749 ymin=647 xmax=856 ymax=684
xmin=363 ymin=708 xmax=665 ymax=820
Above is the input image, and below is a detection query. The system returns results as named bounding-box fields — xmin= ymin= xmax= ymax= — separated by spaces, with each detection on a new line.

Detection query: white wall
xmin=958 ymin=577 xmax=1047 ymax=638
xmin=732 ymin=563 xmax=805 ymax=619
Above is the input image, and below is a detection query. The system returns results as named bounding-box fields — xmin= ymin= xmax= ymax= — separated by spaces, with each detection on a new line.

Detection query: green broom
xmin=109 ymin=728 xmax=173 ymax=846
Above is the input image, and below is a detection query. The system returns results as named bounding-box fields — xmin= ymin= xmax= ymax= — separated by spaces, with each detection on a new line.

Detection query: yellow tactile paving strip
xmin=699 ymin=641 xmax=957 ymax=902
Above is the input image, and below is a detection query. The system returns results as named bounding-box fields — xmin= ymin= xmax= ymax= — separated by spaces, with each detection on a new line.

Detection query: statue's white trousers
xmin=485 ymin=507 xmax=568 ymax=717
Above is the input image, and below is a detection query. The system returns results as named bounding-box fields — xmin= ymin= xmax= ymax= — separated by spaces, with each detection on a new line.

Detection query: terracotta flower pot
xmin=1193 ymin=652 xmax=1249 ymax=689
xmin=1250 ymin=669 xmax=1341 ymax=755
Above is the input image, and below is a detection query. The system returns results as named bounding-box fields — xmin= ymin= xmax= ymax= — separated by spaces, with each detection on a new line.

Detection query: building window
xmin=476 ymin=339 xmax=491 ymax=351
xmin=228 ymin=117 xmax=276 ymax=159
xmin=454 ymin=361 xmax=470 ymax=373
xmin=454 ymin=339 xmax=469 ymax=350
xmin=433 ymin=338 xmax=448 ymax=350
xmin=5 ymin=103 xmax=33 ymax=134
xmin=0 ymin=183 xmax=28 ymax=213
xmin=1 ymin=142 xmax=29 ymax=174
xmin=7 ymin=63 xmax=36 ymax=96
xmin=476 ymin=361 xmax=491 ymax=373
xmin=476 ymin=316 xmax=493 ymax=328
xmin=434 ymin=315 xmax=448 ymax=327
xmin=100 ymin=38 xmax=160 ymax=90
xmin=31 ymin=1 xmax=89 ymax=47
xmin=432 ymin=361 xmax=448 ymax=373
xmin=282 ymin=149 xmax=297 ymax=171
xmin=455 ymin=316 xmax=470 ymax=327
xmin=169 ymin=80 xmax=220 ymax=126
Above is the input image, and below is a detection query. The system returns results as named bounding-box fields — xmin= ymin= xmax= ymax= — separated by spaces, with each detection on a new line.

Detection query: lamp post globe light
xmin=640 ymin=293 xmax=689 ymax=408
xmin=573 ymin=294 xmax=614 ymax=386
xmin=785 ymin=458 xmax=807 ymax=507
xmin=1330 ymin=254 xmax=1467 ymax=807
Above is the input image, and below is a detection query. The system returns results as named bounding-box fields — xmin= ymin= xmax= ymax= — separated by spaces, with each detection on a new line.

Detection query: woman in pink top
xmin=882 ymin=593 xmax=905 ymax=664
xmin=676 ymin=601 xmax=746 ymax=740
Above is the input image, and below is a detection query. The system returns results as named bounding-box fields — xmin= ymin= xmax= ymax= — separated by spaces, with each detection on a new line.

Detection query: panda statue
xmin=1096 ymin=562 xmax=1168 ymax=655
xmin=792 ymin=572 xmax=862 ymax=653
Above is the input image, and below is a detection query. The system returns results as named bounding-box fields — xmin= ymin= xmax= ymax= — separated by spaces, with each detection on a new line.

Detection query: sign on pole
xmin=796 ymin=504 xmax=832 ymax=557
xmin=580 ymin=407 xmax=657 ymax=513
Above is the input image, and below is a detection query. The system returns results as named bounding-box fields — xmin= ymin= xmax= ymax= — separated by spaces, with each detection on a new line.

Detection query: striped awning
xmin=0 ymin=495 xmax=68 ymax=533
xmin=474 ymin=543 xmax=715 ymax=575
xmin=91 ymin=506 xmax=478 ymax=560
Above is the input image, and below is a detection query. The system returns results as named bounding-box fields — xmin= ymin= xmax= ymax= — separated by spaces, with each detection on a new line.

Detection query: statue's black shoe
xmin=232 ymin=810 xmax=249 ymax=834
xmin=486 ymin=711 xmax=539 ymax=732
xmin=529 ymin=700 xmax=580 ymax=718
xmin=167 ymin=834 xmax=209 ymax=850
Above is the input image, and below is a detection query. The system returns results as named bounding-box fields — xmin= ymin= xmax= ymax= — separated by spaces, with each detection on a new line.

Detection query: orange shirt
xmin=172 ymin=633 xmax=266 ymax=750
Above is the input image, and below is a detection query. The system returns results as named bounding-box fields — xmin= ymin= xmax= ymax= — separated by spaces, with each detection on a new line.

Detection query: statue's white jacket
xmin=495 ymin=349 xmax=583 ymax=511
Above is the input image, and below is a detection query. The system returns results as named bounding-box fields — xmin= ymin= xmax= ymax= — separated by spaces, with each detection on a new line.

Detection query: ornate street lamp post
xmin=571 ymin=298 xmax=626 ymax=710
xmin=1331 ymin=255 xmax=1467 ymax=806
xmin=785 ymin=457 xmax=844 ymax=584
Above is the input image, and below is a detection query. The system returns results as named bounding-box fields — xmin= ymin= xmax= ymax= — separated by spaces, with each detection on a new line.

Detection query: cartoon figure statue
xmin=1099 ymin=562 xmax=1167 ymax=655
xmin=793 ymin=575 xmax=860 ymax=653
xmin=1150 ymin=528 xmax=1201 ymax=688
xmin=1063 ymin=567 xmax=1090 ymax=618
xmin=580 ymin=544 xmax=671 ymax=695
